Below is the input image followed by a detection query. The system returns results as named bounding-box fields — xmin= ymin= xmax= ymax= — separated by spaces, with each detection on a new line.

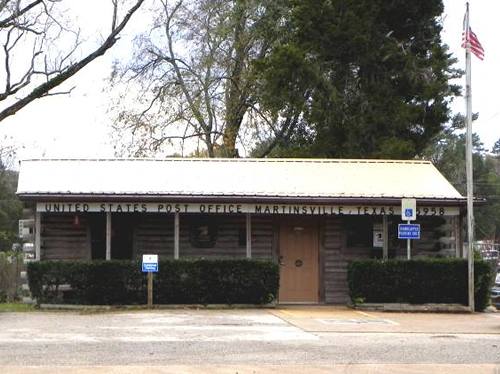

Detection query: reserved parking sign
xmin=398 ymin=224 xmax=421 ymax=240
xmin=142 ymin=254 xmax=159 ymax=273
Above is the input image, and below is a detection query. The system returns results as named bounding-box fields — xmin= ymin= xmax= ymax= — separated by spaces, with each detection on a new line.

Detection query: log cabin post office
xmin=16 ymin=158 xmax=466 ymax=304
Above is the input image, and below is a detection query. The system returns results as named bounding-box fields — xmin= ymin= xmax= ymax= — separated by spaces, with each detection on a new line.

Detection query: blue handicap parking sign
xmin=398 ymin=224 xmax=420 ymax=240
xmin=404 ymin=208 xmax=413 ymax=218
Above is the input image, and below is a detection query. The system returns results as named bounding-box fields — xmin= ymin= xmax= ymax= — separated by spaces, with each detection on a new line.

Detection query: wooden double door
xmin=279 ymin=222 xmax=319 ymax=303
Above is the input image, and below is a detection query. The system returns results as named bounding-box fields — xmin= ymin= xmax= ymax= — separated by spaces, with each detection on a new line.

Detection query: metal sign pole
xmin=407 ymin=220 xmax=411 ymax=260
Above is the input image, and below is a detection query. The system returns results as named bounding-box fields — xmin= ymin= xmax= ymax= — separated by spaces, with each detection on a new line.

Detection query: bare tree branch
xmin=256 ymin=113 xmax=300 ymax=158
xmin=41 ymin=85 xmax=75 ymax=96
xmin=111 ymin=0 xmax=118 ymax=31
xmin=110 ymin=0 xmax=288 ymax=158
xmin=0 ymin=0 xmax=43 ymax=28
xmin=0 ymin=0 xmax=145 ymax=122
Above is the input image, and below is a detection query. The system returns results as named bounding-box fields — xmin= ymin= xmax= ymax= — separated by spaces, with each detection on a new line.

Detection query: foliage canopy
xmin=425 ymin=129 xmax=500 ymax=241
xmin=111 ymin=0 xmax=460 ymax=159
xmin=253 ymin=0 xmax=461 ymax=158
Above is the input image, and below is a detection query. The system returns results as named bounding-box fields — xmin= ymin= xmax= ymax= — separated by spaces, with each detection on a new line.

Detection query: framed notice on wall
xmin=372 ymin=223 xmax=383 ymax=248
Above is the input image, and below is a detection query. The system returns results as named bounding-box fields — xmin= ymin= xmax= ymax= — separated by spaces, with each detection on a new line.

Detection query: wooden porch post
xmin=246 ymin=213 xmax=252 ymax=258
xmin=106 ymin=212 xmax=111 ymax=260
xmin=35 ymin=212 xmax=41 ymax=261
xmin=382 ymin=215 xmax=389 ymax=260
xmin=174 ymin=212 xmax=180 ymax=259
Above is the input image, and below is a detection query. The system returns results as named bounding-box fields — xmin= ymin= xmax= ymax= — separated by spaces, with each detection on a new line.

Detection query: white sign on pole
xmin=401 ymin=199 xmax=417 ymax=221
xmin=142 ymin=254 xmax=158 ymax=272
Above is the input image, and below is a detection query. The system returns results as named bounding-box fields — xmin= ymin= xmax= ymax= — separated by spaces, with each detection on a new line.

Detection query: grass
xmin=0 ymin=303 xmax=35 ymax=312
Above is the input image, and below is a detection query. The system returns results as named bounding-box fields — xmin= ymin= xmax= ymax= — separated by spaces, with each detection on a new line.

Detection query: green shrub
xmin=347 ymin=258 xmax=493 ymax=311
xmin=27 ymin=259 xmax=279 ymax=305
xmin=155 ymin=259 xmax=279 ymax=304
xmin=27 ymin=260 xmax=80 ymax=304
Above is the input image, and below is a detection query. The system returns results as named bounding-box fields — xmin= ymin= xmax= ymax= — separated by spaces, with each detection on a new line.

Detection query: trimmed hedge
xmin=27 ymin=259 xmax=279 ymax=305
xmin=347 ymin=258 xmax=493 ymax=311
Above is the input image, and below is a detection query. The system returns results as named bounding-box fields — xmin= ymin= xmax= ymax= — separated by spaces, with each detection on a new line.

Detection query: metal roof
xmin=16 ymin=158 xmax=464 ymax=201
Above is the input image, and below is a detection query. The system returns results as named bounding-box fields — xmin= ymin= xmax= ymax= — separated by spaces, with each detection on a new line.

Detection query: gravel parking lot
xmin=0 ymin=307 xmax=499 ymax=372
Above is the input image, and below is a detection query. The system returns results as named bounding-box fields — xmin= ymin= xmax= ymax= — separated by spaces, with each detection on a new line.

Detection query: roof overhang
xmin=18 ymin=193 xmax=469 ymax=206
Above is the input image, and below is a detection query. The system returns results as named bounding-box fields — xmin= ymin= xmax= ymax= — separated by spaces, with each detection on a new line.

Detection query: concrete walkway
xmin=271 ymin=305 xmax=500 ymax=334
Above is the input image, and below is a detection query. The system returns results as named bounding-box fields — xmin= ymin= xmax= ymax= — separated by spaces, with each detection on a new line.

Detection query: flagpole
xmin=464 ymin=2 xmax=475 ymax=312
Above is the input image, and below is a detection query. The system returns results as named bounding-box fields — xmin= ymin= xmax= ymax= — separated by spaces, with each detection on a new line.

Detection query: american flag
xmin=462 ymin=26 xmax=484 ymax=60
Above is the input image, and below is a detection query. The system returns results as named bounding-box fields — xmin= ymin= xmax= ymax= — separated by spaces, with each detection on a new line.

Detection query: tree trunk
xmin=223 ymin=0 xmax=248 ymax=158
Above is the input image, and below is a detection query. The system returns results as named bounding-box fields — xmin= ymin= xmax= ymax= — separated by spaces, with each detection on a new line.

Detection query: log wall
xmin=322 ymin=217 xmax=372 ymax=304
xmin=40 ymin=214 xmax=90 ymax=260
xmin=133 ymin=214 xmax=174 ymax=259
xmin=133 ymin=214 xmax=274 ymax=259
xmin=177 ymin=214 xmax=273 ymax=259
xmin=321 ymin=215 xmax=460 ymax=304
xmin=40 ymin=213 xmax=274 ymax=261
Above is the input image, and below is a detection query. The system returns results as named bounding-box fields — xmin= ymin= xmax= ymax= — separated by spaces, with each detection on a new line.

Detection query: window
xmin=345 ymin=216 xmax=373 ymax=248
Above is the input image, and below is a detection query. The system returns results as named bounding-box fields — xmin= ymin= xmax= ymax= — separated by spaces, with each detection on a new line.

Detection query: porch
xmin=32 ymin=210 xmax=463 ymax=304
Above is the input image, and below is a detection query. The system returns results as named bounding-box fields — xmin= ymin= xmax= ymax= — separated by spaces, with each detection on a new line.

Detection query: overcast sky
xmin=0 ymin=0 xmax=497 ymax=163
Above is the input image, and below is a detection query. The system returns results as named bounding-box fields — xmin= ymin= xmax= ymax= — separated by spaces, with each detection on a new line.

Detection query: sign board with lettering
xmin=142 ymin=254 xmax=158 ymax=273
xmin=36 ymin=202 xmax=460 ymax=216
xmin=398 ymin=224 xmax=420 ymax=239
xmin=401 ymin=199 xmax=417 ymax=221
